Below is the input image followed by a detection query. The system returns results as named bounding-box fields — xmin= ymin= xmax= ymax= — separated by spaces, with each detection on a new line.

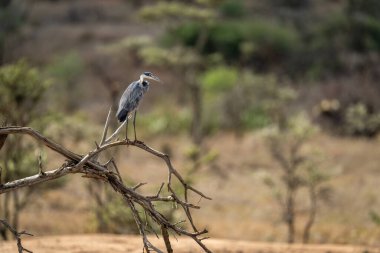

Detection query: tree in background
xmin=0 ymin=60 xmax=66 ymax=240
xmin=137 ymin=1 xmax=217 ymax=145
xmin=265 ymin=114 xmax=331 ymax=243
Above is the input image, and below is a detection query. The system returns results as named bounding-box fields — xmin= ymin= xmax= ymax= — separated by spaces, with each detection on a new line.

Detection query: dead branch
xmin=0 ymin=112 xmax=212 ymax=252
xmin=0 ymin=219 xmax=33 ymax=253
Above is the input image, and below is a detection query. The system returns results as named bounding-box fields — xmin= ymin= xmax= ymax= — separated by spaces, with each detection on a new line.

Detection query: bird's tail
xmin=116 ymin=108 xmax=128 ymax=122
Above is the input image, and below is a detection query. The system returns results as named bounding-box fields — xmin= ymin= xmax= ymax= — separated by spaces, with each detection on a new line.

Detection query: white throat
xmin=139 ymin=75 xmax=145 ymax=83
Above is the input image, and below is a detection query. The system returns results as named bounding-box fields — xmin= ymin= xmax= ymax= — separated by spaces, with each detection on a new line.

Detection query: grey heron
xmin=116 ymin=71 xmax=161 ymax=140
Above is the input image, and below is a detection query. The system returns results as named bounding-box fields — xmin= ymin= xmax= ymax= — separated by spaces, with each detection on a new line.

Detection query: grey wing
xmin=117 ymin=81 xmax=144 ymax=117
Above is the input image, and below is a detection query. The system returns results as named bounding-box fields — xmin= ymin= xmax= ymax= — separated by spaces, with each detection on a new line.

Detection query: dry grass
xmin=1 ymin=234 xmax=379 ymax=253
xmin=10 ymin=132 xmax=380 ymax=246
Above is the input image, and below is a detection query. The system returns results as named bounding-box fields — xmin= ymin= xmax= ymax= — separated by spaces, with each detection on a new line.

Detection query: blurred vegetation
xmin=265 ymin=114 xmax=332 ymax=243
xmin=46 ymin=51 xmax=85 ymax=111
xmin=89 ymin=179 xmax=179 ymax=235
xmin=164 ymin=20 xmax=300 ymax=65
xmin=0 ymin=0 xmax=26 ymax=64
xmin=1 ymin=0 xmax=380 ymax=244
xmin=0 ymin=60 xmax=67 ymax=240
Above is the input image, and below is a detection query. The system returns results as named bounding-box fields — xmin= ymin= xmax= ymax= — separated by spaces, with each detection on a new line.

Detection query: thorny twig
xmin=0 ymin=219 xmax=33 ymax=253
xmin=0 ymin=108 xmax=212 ymax=252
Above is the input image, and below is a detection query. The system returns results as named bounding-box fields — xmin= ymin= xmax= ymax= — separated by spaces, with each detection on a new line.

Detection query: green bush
xmin=201 ymin=66 xmax=238 ymax=93
xmin=344 ymin=103 xmax=380 ymax=137
xmin=242 ymin=107 xmax=271 ymax=130
xmin=219 ymin=0 xmax=245 ymax=18
xmin=0 ymin=60 xmax=51 ymax=124
xmin=139 ymin=107 xmax=191 ymax=136
xmin=243 ymin=21 xmax=301 ymax=58
xmin=313 ymin=6 xmax=380 ymax=53
xmin=208 ymin=22 xmax=245 ymax=59
xmin=138 ymin=2 xmax=215 ymax=21
xmin=47 ymin=52 xmax=83 ymax=82
xmin=165 ymin=20 xmax=301 ymax=62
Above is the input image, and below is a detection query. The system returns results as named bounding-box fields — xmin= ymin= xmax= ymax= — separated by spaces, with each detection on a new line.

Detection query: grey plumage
xmin=116 ymin=80 xmax=149 ymax=122
xmin=115 ymin=72 xmax=161 ymax=140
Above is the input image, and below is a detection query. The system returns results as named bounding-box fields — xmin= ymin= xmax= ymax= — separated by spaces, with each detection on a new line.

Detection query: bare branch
xmin=133 ymin=182 xmax=147 ymax=190
xmin=104 ymin=120 xmax=127 ymax=144
xmin=100 ymin=107 xmax=113 ymax=145
xmin=161 ymin=225 xmax=173 ymax=253
xmin=0 ymin=219 xmax=33 ymax=253
xmin=0 ymin=125 xmax=211 ymax=252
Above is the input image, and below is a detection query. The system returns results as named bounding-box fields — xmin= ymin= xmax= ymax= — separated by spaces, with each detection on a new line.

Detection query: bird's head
xmin=140 ymin=72 xmax=161 ymax=83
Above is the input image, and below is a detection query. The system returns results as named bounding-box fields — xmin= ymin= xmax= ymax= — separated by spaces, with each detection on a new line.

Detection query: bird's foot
xmin=124 ymin=137 xmax=132 ymax=144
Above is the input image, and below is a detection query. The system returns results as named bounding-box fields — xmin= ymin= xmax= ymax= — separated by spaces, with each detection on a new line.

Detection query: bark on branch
xmin=0 ymin=112 xmax=211 ymax=252
xmin=0 ymin=219 xmax=33 ymax=253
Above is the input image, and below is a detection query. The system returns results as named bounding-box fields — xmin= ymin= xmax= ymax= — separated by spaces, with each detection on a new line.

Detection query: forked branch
xmin=0 ymin=109 xmax=211 ymax=253
xmin=0 ymin=219 xmax=33 ymax=253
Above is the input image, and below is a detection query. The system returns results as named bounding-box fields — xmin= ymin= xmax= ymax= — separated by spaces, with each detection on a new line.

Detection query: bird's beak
xmin=147 ymin=75 xmax=162 ymax=83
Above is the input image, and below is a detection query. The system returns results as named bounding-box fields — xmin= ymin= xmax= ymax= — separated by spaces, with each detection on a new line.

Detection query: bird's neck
xmin=139 ymin=75 xmax=144 ymax=83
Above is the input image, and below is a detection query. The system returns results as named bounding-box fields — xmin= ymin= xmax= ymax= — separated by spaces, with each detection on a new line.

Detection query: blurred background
xmin=1 ymin=0 xmax=380 ymax=247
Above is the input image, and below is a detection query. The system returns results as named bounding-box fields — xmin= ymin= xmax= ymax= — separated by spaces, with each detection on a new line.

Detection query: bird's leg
xmin=125 ymin=119 xmax=129 ymax=141
xmin=133 ymin=110 xmax=137 ymax=141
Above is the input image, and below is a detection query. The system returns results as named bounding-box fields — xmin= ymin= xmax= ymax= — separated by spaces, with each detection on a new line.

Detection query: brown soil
xmin=0 ymin=234 xmax=379 ymax=253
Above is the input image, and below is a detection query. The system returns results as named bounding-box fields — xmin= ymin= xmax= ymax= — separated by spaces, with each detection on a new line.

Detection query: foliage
xmin=201 ymin=66 xmax=238 ymax=93
xmin=166 ymin=20 xmax=301 ymax=63
xmin=369 ymin=210 xmax=380 ymax=226
xmin=348 ymin=14 xmax=380 ymax=52
xmin=46 ymin=51 xmax=84 ymax=111
xmin=138 ymin=46 xmax=201 ymax=67
xmin=0 ymin=60 xmax=51 ymax=124
xmin=317 ymin=94 xmax=380 ymax=137
xmin=243 ymin=20 xmax=300 ymax=58
xmin=91 ymin=190 xmax=139 ymax=234
xmin=101 ymin=35 xmax=152 ymax=54
xmin=218 ymin=71 xmax=296 ymax=132
xmin=219 ymin=0 xmax=245 ymax=18
xmin=344 ymin=103 xmax=380 ymax=137
xmin=47 ymin=51 xmax=84 ymax=83
xmin=139 ymin=106 xmax=192 ymax=136
xmin=264 ymin=113 xmax=330 ymax=243
xmin=138 ymin=2 xmax=215 ymax=21
xmin=0 ymin=60 xmax=66 ymax=239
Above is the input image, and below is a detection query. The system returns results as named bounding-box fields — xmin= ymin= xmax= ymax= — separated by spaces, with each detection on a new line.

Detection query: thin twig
xmin=0 ymin=219 xmax=33 ymax=253
xmin=100 ymin=107 xmax=112 ymax=145
xmin=0 ymin=125 xmax=212 ymax=252
xmin=104 ymin=120 xmax=127 ymax=144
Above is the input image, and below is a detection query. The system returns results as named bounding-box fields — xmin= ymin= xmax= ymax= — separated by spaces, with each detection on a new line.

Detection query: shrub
xmin=243 ymin=21 xmax=300 ymax=58
xmin=165 ymin=20 xmax=301 ymax=64
xmin=0 ymin=60 xmax=50 ymax=124
xmin=219 ymin=0 xmax=245 ymax=18
xmin=344 ymin=103 xmax=380 ymax=137
xmin=139 ymin=106 xmax=192 ymax=136
xmin=200 ymin=66 xmax=238 ymax=93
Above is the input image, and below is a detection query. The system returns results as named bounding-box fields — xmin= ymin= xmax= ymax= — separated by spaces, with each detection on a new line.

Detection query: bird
xmin=116 ymin=72 xmax=161 ymax=141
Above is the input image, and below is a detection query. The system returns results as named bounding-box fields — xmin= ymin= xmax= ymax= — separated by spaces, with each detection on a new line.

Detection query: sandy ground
xmin=0 ymin=234 xmax=379 ymax=253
